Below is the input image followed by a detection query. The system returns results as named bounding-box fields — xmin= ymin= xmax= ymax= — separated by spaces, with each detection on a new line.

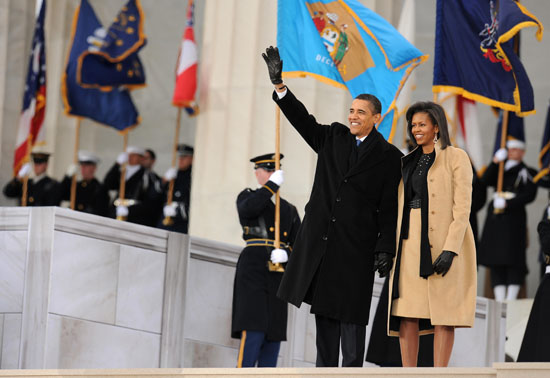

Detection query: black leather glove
xmin=262 ymin=46 xmax=283 ymax=85
xmin=373 ymin=252 xmax=393 ymax=278
xmin=432 ymin=250 xmax=457 ymax=277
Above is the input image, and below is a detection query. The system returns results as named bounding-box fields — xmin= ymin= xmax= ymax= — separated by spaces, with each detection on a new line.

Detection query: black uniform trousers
xmin=315 ymin=314 xmax=366 ymax=367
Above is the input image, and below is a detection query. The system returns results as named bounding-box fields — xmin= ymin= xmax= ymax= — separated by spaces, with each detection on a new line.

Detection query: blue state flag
xmin=433 ymin=0 xmax=543 ymax=116
xmin=277 ymin=0 xmax=427 ymax=140
xmin=62 ymin=0 xmax=140 ymax=131
xmin=78 ymin=0 xmax=146 ymax=89
xmin=534 ymin=101 xmax=550 ymax=183
xmin=492 ymin=110 xmax=525 ymax=154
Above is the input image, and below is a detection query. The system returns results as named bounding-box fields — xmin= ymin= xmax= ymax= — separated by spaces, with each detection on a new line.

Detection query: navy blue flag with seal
xmin=433 ymin=0 xmax=543 ymax=116
xmin=77 ymin=0 xmax=146 ymax=89
xmin=62 ymin=0 xmax=141 ymax=131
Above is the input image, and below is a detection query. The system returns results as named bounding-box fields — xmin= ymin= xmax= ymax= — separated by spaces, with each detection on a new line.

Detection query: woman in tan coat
xmin=387 ymin=101 xmax=477 ymax=367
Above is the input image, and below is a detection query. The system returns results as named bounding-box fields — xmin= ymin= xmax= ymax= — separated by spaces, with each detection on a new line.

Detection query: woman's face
xmin=411 ymin=112 xmax=439 ymax=148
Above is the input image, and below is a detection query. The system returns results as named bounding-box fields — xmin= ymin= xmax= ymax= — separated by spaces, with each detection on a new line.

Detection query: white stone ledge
xmin=189 ymin=236 xmax=241 ymax=267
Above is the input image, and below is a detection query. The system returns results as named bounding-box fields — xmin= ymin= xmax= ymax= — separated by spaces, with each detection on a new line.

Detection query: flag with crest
xmin=277 ymin=0 xmax=427 ymax=140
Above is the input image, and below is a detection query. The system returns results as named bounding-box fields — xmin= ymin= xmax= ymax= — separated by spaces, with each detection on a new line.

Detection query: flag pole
xmin=69 ymin=119 xmax=81 ymax=210
xmin=21 ymin=176 xmax=29 ymax=207
xmin=269 ymin=105 xmax=284 ymax=273
xmin=117 ymin=132 xmax=129 ymax=221
xmin=163 ymin=107 xmax=182 ymax=226
xmin=494 ymin=110 xmax=509 ymax=214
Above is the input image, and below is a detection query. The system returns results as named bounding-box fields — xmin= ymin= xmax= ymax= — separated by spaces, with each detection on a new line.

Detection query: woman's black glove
xmin=432 ymin=250 xmax=457 ymax=276
xmin=373 ymin=252 xmax=393 ymax=278
xmin=262 ymin=46 xmax=283 ymax=85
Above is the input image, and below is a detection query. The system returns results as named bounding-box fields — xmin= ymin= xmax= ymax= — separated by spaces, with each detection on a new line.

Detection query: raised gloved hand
xmin=164 ymin=167 xmax=177 ymax=181
xmin=433 ymin=250 xmax=457 ymax=276
xmin=66 ymin=163 xmax=78 ymax=177
xmin=116 ymin=205 xmax=129 ymax=218
xmin=116 ymin=152 xmax=128 ymax=165
xmin=163 ymin=203 xmax=177 ymax=218
xmin=262 ymin=46 xmax=283 ymax=85
xmin=493 ymin=148 xmax=508 ymax=163
xmin=269 ymin=170 xmax=284 ymax=186
xmin=373 ymin=252 xmax=393 ymax=278
xmin=270 ymin=248 xmax=288 ymax=264
xmin=17 ymin=162 xmax=32 ymax=178
xmin=493 ymin=196 xmax=506 ymax=210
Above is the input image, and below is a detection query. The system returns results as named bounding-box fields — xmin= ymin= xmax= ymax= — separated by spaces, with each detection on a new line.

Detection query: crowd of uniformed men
xmin=3 ymin=144 xmax=194 ymax=234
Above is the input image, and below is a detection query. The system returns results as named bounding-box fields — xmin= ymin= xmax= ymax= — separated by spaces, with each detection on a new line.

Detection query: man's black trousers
xmin=315 ymin=314 xmax=366 ymax=367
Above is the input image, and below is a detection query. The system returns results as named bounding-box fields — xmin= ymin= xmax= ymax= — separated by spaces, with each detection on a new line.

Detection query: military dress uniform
xmin=160 ymin=167 xmax=192 ymax=233
xmin=3 ymin=174 xmax=60 ymax=206
xmin=479 ymin=160 xmax=538 ymax=287
xmin=232 ymin=154 xmax=301 ymax=368
xmin=58 ymin=176 xmax=109 ymax=216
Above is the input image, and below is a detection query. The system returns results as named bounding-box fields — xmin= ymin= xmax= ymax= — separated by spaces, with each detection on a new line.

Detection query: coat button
xmin=431 ymin=193 xmax=435 ymax=197
xmin=344 ymin=179 xmax=348 ymax=183
xmin=322 ymin=235 xmax=328 ymax=241
xmin=429 ymin=179 xmax=434 ymax=183
xmin=336 ymin=197 xmax=341 ymax=202
xmin=430 ymin=244 xmax=433 ymax=248
xmin=429 ymin=227 xmax=434 ymax=231
xmin=431 ymin=211 xmax=435 ymax=215
xmin=269 ymin=227 xmax=274 ymax=232
xmin=331 ymin=217 xmax=336 ymax=222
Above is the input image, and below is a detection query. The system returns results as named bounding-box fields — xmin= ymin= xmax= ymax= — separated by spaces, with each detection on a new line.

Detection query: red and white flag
xmin=172 ymin=0 xmax=198 ymax=115
xmin=14 ymin=0 xmax=47 ymax=175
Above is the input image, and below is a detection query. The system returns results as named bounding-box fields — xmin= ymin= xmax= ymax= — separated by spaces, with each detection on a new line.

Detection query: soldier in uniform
xmin=103 ymin=146 xmax=164 ymax=227
xmin=58 ymin=151 xmax=109 ymax=216
xmin=232 ymin=153 xmax=301 ymax=368
xmin=160 ymin=144 xmax=193 ymax=233
xmin=3 ymin=149 xmax=60 ymax=206
xmin=479 ymin=140 xmax=538 ymax=301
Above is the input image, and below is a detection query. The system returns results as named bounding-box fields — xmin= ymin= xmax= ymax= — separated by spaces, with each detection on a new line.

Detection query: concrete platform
xmin=0 ymin=364 xmax=548 ymax=378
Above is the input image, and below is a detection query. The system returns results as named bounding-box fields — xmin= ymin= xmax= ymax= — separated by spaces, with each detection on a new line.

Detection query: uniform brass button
xmin=81 ymin=181 xmax=87 ymax=188
xmin=322 ymin=235 xmax=328 ymax=241
xmin=78 ymin=204 xmax=84 ymax=210
xmin=29 ymin=197 xmax=34 ymax=203
xmin=269 ymin=227 xmax=274 ymax=232
xmin=283 ymin=231 xmax=288 ymax=237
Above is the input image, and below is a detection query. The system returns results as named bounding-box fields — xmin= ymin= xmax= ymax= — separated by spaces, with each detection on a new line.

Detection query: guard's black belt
xmin=408 ymin=198 xmax=421 ymax=209
xmin=245 ymin=238 xmax=290 ymax=249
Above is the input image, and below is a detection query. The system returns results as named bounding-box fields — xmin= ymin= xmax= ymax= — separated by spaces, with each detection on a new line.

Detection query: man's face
xmin=33 ymin=161 xmax=47 ymax=176
xmin=128 ymin=153 xmax=142 ymax=166
xmin=80 ymin=163 xmax=96 ymax=180
xmin=142 ymin=151 xmax=155 ymax=170
xmin=178 ymin=155 xmax=193 ymax=171
xmin=254 ymin=168 xmax=272 ymax=186
xmin=348 ymin=99 xmax=381 ymax=138
xmin=508 ymin=147 xmax=525 ymax=161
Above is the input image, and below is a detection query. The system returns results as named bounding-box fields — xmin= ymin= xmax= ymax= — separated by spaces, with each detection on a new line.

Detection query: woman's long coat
xmin=388 ymin=145 xmax=477 ymax=336
xmin=274 ymin=89 xmax=403 ymax=326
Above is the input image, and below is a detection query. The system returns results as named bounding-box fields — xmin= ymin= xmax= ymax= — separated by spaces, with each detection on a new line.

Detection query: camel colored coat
xmin=388 ymin=145 xmax=477 ymax=336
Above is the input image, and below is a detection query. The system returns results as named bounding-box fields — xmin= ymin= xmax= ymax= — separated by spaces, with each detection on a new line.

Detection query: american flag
xmin=13 ymin=0 xmax=47 ymax=175
xmin=172 ymin=0 xmax=199 ymax=115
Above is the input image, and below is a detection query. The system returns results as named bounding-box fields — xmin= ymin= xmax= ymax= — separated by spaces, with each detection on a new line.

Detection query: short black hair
xmin=405 ymin=101 xmax=451 ymax=150
xmin=145 ymin=149 xmax=156 ymax=160
xmin=354 ymin=94 xmax=382 ymax=115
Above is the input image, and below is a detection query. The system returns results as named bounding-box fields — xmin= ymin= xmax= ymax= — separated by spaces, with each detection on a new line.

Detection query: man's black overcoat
xmin=274 ymin=89 xmax=402 ymax=326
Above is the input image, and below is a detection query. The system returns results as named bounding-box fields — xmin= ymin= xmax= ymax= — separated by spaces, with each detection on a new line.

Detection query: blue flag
xmin=433 ymin=0 xmax=543 ymax=116
xmin=62 ymin=0 xmax=140 ymax=131
xmin=534 ymin=101 xmax=550 ymax=183
xmin=78 ymin=0 xmax=146 ymax=89
xmin=277 ymin=0 xmax=427 ymax=140
xmin=493 ymin=110 xmax=525 ymax=154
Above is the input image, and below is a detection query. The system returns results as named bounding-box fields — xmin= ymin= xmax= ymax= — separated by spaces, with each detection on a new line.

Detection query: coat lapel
xmin=346 ymin=129 xmax=385 ymax=177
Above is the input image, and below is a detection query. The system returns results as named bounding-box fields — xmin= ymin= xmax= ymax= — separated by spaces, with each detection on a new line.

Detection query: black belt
xmin=409 ymin=199 xmax=421 ymax=209
xmin=245 ymin=238 xmax=290 ymax=249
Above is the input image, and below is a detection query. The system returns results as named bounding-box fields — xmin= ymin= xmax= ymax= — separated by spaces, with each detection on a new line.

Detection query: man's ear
xmin=374 ymin=113 xmax=382 ymax=124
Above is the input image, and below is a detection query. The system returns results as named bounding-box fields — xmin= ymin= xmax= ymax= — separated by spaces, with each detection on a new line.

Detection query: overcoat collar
xmin=344 ymin=128 xmax=388 ymax=178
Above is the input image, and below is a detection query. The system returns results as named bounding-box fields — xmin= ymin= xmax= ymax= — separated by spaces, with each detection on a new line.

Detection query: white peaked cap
xmin=78 ymin=150 xmax=100 ymax=164
xmin=506 ymin=139 xmax=526 ymax=150
xmin=127 ymin=146 xmax=145 ymax=155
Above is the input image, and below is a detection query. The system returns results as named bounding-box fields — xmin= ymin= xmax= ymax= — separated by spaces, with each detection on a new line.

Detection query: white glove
xmin=116 ymin=152 xmax=128 ymax=165
xmin=116 ymin=205 xmax=129 ymax=217
xmin=493 ymin=197 xmax=506 ymax=209
xmin=270 ymin=248 xmax=288 ymax=264
xmin=17 ymin=163 xmax=32 ymax=178
xmin=66 ymin=163 xmax=78 ymax=177
xmin=164 ymin=167 xmax=177 ymax=181
xmin=163 ymin=204 xmax=177 ymax=217
xmin=494 ymin=148 xmax=508 ymax=162
xmin=269 ymin=170 xmax=284 ymax=186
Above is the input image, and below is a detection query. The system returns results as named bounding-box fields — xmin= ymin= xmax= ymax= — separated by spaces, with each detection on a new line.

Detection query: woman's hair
xmin=405 ymin=101 xmax=451 ymax=150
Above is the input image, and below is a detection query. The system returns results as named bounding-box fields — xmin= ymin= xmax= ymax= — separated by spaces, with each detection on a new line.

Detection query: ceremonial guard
xmin=232 ymin=153 xmax=301 ymax=368
xmin=58 ymin=151 xmax=109 ymax=216
xmin=3 ymin=149 xmax=60 ymax=206
xmin=103 ymin=146 xmax=164 ymax=227
xmin=160 ymin=144 xmax=194 ymax=233
xmin=479 ymin=140 xmax=537 ymax=301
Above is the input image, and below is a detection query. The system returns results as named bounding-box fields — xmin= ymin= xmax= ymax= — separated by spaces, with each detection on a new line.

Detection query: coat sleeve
xmin=505 ymin=168 xmax=538 ymax=210
xmin=442 ymin=149 xmax=473 ymax=254
xmin=273 ymin=88 xmax=331 ymax=153
xmin=287 ymin=205 xmax=302 ymax=253
xmin=236 ymin=181 xmax=279 ymax=219
xmin=3 ymin=178 xmax=22 ymax=198
xmin=103 ymin=163 xmax=121 ymax=190
xmin=374 ymin=147 xmax=402 ymax=255
xmin=480 ymin=162 xmax=499 ymax=187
